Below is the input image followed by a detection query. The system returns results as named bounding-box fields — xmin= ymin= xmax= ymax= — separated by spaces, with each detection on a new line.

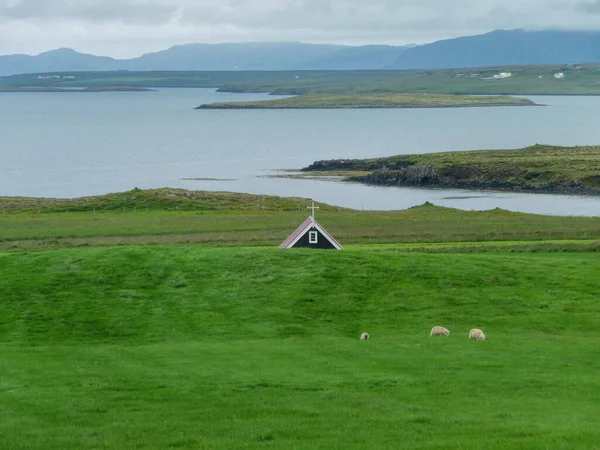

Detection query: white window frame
xmin=309 ymin=231 xmax=318 ymax=244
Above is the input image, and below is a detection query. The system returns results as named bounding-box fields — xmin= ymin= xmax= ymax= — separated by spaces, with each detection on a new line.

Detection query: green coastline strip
xmin=2 ymin=188 xmax=600 ymax=251
xmin=4 ymin=65 xmax=600 ymax=95
xmin=195 ymin=93 xmax=537 ymax=109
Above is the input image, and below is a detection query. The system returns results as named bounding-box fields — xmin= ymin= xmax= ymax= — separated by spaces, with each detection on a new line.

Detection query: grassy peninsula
xmin=195 ymin=93 xmax=536 ymax=109
xmin=302 ymin=145 xmax=600 ymax=195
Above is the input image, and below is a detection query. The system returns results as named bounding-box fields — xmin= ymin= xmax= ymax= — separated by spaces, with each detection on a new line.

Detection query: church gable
xmin=279 ymin=216 xmax=343 ymax=250
xmin=289 ymin=224 xmax=338 ymax=249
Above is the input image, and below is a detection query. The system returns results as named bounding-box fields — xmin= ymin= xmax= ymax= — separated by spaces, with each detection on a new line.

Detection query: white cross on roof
xmin=307 ymin=201 xmax=319 ymax=220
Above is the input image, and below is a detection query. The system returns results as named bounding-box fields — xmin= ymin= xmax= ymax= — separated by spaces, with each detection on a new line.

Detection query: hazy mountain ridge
xmin=388 ymin=29 xmax=600 ymax=69
xmin=129 ymin=42 xmax=350 ymax=71
xmin=297 ymin=45 xmax=410 ymax=70
xmin=0 ymin=42 xmax=409 ymax=76
xmin=3 ymin=30 xmax=600 ymax=76
xmin=0 ymin=48 xmax=125 ymax=75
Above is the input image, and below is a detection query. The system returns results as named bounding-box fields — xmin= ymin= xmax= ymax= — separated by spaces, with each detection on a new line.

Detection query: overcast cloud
xmin=1 ymin=0 xmax=600 ymax=57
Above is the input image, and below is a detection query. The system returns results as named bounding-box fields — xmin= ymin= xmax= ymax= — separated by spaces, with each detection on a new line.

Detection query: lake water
xmin=1 ymin=88 xmax=600 ymax=216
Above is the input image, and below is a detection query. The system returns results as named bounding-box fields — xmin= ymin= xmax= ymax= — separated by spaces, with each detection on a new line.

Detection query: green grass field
xmin=195 ymin=93 xmax=535 ymax=109
xmin=1 ymin=247 xmax=600 ymax=448
xmin=1 ymin=189 xmax=600 ymax=251
xmin=2 ymin=189 xmax=600 ymax=448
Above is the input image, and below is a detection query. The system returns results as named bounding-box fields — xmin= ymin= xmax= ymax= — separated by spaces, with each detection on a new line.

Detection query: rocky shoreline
xmin=349 ymin=170 xmax=600 ymax=196
xmin=302 ymin=145 xmax=600 ymax=197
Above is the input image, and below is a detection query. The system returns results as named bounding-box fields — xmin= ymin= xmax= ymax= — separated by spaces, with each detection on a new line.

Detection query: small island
xmin=195 ymin=93 xmax=538 ymax=109
xmin=299 ymin=145 xmax=600 ymax=196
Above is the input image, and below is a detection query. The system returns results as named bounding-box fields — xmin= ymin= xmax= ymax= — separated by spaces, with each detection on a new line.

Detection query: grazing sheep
xmin=469 ymin=329 xmax=486 ymax=341
xmin=360 ymin=332 xmax=370 ymax=341
xmin=430 ymin=326 xmax=450 ymax=336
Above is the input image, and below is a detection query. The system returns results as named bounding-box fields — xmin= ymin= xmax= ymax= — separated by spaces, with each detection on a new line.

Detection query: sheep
xmin=360 ymin=332 xmax=370 ymax=341
xmin=469 ymin=329 xmax=486 ymax=341
xmin=430 ymin=326 xmax=450 ymax=336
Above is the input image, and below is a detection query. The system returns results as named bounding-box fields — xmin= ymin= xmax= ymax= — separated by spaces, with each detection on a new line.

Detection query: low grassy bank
xmin=1 ymin=247 xmax=600 ymax=448
xmin=0 ymin=188 xmax=319 ymax=214
xmin=1 ymin=189 xmax=600 ymax=251
xmin=303 ymin=144 xmax=600 ymax=195
xmin=195 ymin=93 xmax=536 ymax=109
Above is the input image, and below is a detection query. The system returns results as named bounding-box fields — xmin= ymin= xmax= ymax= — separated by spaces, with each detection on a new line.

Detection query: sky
xmin=1 ymin=0 xmax=600 ymax=57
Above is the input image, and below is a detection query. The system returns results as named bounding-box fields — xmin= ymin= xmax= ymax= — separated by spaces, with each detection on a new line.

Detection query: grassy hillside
xmin=2 ymin=189 xmax=600 ymax=251
xmin=195 ymin=93 xmax=535 ymax=109
xmin=0 ymin=188 xmax=315 ymax=214
xmin=1 ymin=246 xmax=600 ymax=448
xmin=304 ymin=145 xmax=600 ymax=195
xmin=2 ymin=65 xmax=600 ymax=95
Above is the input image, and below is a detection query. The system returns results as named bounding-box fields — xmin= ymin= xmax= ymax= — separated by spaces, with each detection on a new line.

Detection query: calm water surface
xmin=1 ymin=88 xmax=600 ymax=216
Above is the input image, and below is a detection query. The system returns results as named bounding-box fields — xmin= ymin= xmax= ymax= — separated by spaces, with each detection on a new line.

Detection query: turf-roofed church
xmin=279 ymin=202 xmax=343 ymax=250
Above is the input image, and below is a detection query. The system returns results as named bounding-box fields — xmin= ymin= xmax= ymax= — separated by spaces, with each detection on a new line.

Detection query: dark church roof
xmin=279 ymin=216 xmax=343 ymax=250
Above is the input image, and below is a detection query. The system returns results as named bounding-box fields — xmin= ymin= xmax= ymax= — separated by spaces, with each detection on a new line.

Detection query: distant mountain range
xmin=0 ymin=43 xmax=412 ymax=76
xmin=2 ymin=29 xmax=600 ymax=76
xmin=388 ymin=29 xmax=600 ymax=69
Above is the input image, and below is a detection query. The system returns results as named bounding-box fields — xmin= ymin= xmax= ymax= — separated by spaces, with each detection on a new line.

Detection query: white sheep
xmin=469 ymin=329 xmax=486 ymax=341
xmin=360 ymin=332 xmax=370 ymax=341
xmin=430 ymin=326 xmax=450 ymax=336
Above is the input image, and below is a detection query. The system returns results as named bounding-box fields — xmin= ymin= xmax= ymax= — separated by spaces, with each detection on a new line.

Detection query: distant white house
xmin=554 ymin=73 xmax=565 ymax=79
xmin=492 ymin=72 xmax=512 ymax=79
